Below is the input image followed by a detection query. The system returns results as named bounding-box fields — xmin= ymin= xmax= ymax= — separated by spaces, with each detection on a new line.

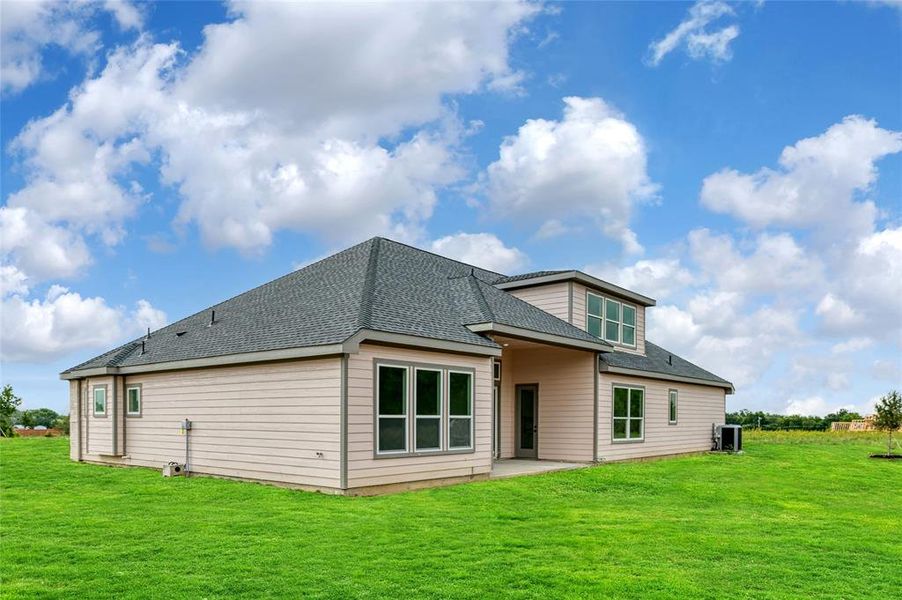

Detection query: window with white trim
xmin=93 ymin=387 xmax=106 ymax=416
xmin=449 ymin=371 xmax=473 ymax=449
xmin=669 ymin=389 xmax=678 ymax=425
xmin=127 ymin=386 xmax=141 ymax=416
xmin=375 ymin=362 xmax=475 ymax=456
xmin=587 ymin=292 xmax=637 ymax=347
xmin=613 ymin=385 xmax=644 ymax=441
xmin=621 ymin=304 xmax=636 ymax=346
xmin=377 ymin=365 xmax=408 ymax=453
xmin=415 ymin=368 xmax=441 ymax=451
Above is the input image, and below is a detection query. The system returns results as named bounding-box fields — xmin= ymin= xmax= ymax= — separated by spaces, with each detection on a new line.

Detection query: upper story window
xmin=587 ymin=292 xmax=637 ymax=347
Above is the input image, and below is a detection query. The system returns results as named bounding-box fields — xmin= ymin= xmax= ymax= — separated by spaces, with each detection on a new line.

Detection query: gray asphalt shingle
xmin=67 ymin=238 xmax=603 ymax=373
xmin=600 ymin=341 xmax=732 ymax=387
xmin=64 ymin=237 xmax=730 ymax=389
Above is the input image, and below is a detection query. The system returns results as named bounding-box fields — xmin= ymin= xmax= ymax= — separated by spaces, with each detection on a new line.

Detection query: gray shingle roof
xmin=65 ymin=238 xmax=603 ymax=373
xmin=492 ymin=270 xmax=569 ymax=285
xmin=600 ymin=341 xmax=732 ymax=388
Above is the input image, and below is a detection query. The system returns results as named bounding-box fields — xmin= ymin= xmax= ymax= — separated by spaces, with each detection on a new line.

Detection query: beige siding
xmin=82 ymin=358 xmax=342 ymax=489
xmin=346 ymin=344 xmax=492 ymax=489
xmin=508 ymin=282 xmax=571 ymax=323
xmin=597 ymin=373 xmax=724 ymax=461
xmin=85 ymin=376 xmax=114 ymax=455
xmin=504 ymin=346 xmax=595 ymax=462
xmin=572 ymin=283 xmax=645 ymax=355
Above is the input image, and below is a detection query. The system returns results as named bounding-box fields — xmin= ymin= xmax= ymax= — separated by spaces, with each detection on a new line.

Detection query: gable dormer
xmin=494 ymin=271 xmax=655 ymax=356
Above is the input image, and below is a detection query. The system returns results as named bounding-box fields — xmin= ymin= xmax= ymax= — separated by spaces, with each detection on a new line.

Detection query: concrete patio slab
xmin=490 ymin=459 xmax=589 ymax=479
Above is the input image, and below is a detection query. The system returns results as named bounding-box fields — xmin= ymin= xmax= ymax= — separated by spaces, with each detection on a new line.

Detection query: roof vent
xmin=176 ymin=331 xmax=187 ymax=337
xmin=141 ymin=340 xmax=146 ymax=355
xmin=145 ymin=327 xmax=151 ymax=339
xmin=208 ymin=309 xmax=216 ymax=327
xmin=668 ymin=354 xmax=673 ymax=365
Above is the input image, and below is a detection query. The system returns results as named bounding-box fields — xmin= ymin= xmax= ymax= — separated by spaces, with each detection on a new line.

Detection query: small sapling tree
xmin=874 ymin=390 xmax=902 ymax=457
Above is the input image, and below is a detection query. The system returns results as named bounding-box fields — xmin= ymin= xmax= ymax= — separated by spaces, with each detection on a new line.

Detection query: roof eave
xmin=60 ymin=343 xmax=349 ymax=379
xmin=345 ymin=328 xmax=502 ymax=357
xmin=60 ymin=329 xmax=503 ymax=379
xmin=599 ymin=363 xmax=734 ymax=393
xmin=466 ymin=322 xmax=611 ymax=353
xmin=494 ymin=271 xmax=656 ymax=307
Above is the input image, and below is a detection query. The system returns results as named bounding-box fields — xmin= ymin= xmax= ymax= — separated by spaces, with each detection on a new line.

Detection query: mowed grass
xmin=1 ymin=433 xmax=900 ymax=599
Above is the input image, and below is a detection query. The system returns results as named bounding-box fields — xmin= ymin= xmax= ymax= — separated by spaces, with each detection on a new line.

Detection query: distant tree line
xmin=727 ymin=408 xmax=863 ymax=431
xmin=0 ymin=385 xmax=69 ymax=436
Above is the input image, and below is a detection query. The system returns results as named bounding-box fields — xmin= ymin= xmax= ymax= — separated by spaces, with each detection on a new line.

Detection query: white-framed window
xmin=375 ymin=361 xmax=475 ymax=456
xmin=93 ymin=386 xmax=106 ymax=416
xmin=126 ymin=385 xmax=142 ymax=416
xmin=668 ymin=389 xmax=678 ymax=425
xmin=493 ymin=360 xmax=502 ymax=381
xmin=605 ymin=298 xmax=620 ymax=343
xmin=613 ymin=385 xmax=644 ymax=441
xmin=587 ymin=293 xmax=603 ymax=339
xmin=448 ymin=370 xmax=473 ymax=450
xmin=587 ymin=291 xmax=637 ymax=348
xmin=621 ymin=304 xmax=636 ymax=346
xmin=377 ymin=365 xmax=408 ymax=454
xmin=414 ymin=368 xmax=442 ymax=451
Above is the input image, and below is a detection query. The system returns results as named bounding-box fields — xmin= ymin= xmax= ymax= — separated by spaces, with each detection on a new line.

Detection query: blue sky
xmin=1 ymin=0 xmax=900 ymax=416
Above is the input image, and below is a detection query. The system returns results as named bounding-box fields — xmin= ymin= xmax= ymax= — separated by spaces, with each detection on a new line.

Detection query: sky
xmin=1 ymin=0 xmax=900 ymax=416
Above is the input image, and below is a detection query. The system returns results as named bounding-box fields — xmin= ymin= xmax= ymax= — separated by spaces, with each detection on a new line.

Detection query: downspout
xmin=340 ymin=353 xmax=349 ymax=491
xmin=76 ymin=379 xmax=83 ymax=461
xmin=121 ymin=376 xmax=127 ymax=456
xmin=111 ymin=375 xmax=118 ymax=456
xmin=593 ymin=354 xmax=599 ymax=462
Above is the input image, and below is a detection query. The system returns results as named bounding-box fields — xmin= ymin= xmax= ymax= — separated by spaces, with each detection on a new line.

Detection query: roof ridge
xmin=376 ymin=237 xmax=507 ymax=278
xmin=467 ymin=271 xmax=495 ymax=322
xmin=357 ymin=237 xmax=382 ymax=329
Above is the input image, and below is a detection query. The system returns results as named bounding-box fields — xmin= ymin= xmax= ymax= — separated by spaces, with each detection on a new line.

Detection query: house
xmin=61 ymin=237 xmax=732 ymax=494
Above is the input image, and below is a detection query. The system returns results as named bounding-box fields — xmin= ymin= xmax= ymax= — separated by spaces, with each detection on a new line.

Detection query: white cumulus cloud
xmin=700 ymin=116 xmax=902 ymax=239
xmin=430 ymin=233 xmax=527 ymax=274
xmin=0 ymin=286 xmax=167 ymax=363
xmin=0 ymin=0 xmax=142 ymax=95
xmin=484 ymin=96 xmax=656 ymax=254
xmin=585 ymin=258 xmax=694 ymax=301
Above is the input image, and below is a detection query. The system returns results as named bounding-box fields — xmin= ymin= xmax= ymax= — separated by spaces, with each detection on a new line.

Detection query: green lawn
xmin=2 ymin=433 xmax=900 ymax=599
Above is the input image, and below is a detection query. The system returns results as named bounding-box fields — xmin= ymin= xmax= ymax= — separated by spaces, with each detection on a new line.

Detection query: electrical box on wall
xmin=162 ymin=462 xmax=186 ymax=477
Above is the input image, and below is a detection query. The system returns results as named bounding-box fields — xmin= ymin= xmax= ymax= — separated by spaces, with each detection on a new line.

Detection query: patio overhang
xmin=466 ymin=322 xmax=611 ymax=353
